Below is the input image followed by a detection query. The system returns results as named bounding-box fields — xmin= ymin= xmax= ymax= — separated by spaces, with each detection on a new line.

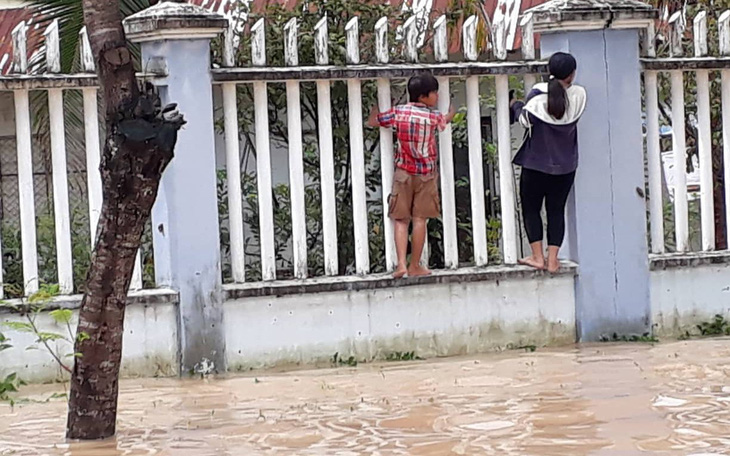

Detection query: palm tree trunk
xmin=66 ymin=0 xmax=183 ymax=440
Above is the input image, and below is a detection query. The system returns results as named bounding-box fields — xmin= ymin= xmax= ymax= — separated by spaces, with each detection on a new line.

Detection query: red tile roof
xmin=0 ymin=8 xmax=34 ymax=74
xmin=193 ymin=0 xmax=548 ymax=55
xmin=1 ymin=0 xmax=548 ymax=75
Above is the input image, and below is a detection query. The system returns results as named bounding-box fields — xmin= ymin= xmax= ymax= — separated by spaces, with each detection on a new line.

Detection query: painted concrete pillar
xmin=527 ymin=0 xmax=658 ymax=341
xmin=124 ymin=2 xmax=228 ymax=374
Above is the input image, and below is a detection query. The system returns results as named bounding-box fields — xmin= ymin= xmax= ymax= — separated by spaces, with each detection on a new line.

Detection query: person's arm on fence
xmin=444 ymin=104 xmax=456 ymax=124
xmin=367 ymin=105 xmax=395 ymax=128
xmin=433 ymin=104 xmax=457 ymax=132
xmin=509 ymin=90 xmax=525 ymax=125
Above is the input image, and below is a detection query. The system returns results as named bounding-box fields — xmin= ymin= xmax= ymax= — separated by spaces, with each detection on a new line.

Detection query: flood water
xmin=2 ymin=339 xmax=730 ymax=455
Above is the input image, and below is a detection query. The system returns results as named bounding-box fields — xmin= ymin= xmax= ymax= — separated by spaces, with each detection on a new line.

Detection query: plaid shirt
xmin=377 ymin=103 xmax=446 ymax=175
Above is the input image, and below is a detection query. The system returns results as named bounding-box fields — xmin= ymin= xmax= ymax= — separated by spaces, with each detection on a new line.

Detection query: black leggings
xmin=519 ymin=168 xmax=576 ymax=247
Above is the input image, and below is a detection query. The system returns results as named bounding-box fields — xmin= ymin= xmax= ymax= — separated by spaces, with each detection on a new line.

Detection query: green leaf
xmin=49 ymin=309 xmax=73 ymax=325
xmin=0 ymin=372 xmax=24 ymax=399
xmin=2 ymin=321 xmax=34 ymax=333
xmin=0 ymin=301 xmax=20 ymax=311
xmin=76 ymin=331 xmax=90 ymax=343
xmin=36 ymin=332 xmax=67 ymax=343
xmin=0 ymin=384 xmax=18 ymax=394
xmin=29 ymin=284 xmax=60 ymax=304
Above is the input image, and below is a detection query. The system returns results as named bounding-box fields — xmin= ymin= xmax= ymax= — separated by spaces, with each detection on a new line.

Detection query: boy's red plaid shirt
xmin=377 ymin=103 xmax=447 ymax=175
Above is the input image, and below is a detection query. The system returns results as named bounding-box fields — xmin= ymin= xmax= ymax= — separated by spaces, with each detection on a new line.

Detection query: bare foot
xmin=393 ymin=264 xmax=408 ymax=279
xmin=408 ymin=265 xmax=432 ymax=277
xmin=547 ymin=257 xmax=560 ymax=274
xmin=519 ymin=256 xmax=545 ymax=270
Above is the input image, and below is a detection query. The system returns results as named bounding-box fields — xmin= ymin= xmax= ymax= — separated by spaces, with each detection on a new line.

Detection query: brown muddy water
xmin=1 ymin=339 xmax=730 ymax=455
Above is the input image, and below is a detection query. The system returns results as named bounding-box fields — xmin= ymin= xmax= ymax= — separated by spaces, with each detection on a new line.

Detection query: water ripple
xmin=1 ymin=339 xmax=730 ymax=455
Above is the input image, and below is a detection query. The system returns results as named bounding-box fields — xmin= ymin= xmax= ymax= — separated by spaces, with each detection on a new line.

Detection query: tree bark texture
xmin=713 ymin=144 xmax=727 ymax=250
xmin=67 ymin=0 xmax=184 ymax=440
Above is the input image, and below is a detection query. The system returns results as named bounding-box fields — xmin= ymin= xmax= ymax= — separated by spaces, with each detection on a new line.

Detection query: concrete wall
xmin=8 ymin=256 xmax=730 ymax=382
xmin=0 ymin=291 xmax=179 ymax=383
xmin=223 ymin=268 xmax=576 ymax=371
xmin=541 ymin=29 xmax=651 ymax=341
xmin=142 ymin=39 xmax=226 ymax=374
xmin=650 ymin=254 xmax=730 ymax=338
xmin=1 ymin=268 xmax=576 ymax=382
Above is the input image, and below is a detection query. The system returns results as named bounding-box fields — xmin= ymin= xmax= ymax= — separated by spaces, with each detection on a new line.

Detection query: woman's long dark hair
xmin=547 ymin=52 xmax=577 ymax=119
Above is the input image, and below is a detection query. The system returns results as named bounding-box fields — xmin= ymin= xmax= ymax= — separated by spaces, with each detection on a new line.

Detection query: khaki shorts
xmin=388 ymin=168 xmax=441 ymax=221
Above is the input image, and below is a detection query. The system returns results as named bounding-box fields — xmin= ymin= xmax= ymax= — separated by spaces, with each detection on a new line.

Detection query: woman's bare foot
xmin=393 ymin=264 xmax=408 ymax=279
xmin=408 ymin=265 xmax=432 ymax=277
xmin=547 ymin=257 xmax=560 ymax=273
xmin=519 ymin=256 xmax=545 ymax=270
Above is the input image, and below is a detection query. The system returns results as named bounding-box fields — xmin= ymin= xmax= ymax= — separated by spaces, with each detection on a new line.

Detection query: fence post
xmin=124 ymin=3 xmax=228 ymax=374
xmin=528 ymin=0 xmax=657 ymax=341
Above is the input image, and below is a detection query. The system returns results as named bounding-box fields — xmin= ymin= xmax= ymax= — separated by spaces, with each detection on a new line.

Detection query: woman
xmin=510 ymin=52 xmax=586 ymax=273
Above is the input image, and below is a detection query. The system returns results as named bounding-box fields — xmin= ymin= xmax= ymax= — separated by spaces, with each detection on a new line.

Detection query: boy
xmin=368 ymin=73 xmax=456 ymax=278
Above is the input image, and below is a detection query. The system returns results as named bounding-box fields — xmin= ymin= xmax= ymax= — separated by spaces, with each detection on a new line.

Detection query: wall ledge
xmin=650 ymin=251 xmax=730 ymax=270
xmin=0 ymin=288 xmax=179 ymax=314
xmin=224 ymin=263 xmax=578 ymax=300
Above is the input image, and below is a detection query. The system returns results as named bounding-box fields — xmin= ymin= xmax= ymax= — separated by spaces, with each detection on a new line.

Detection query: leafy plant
xmin=697 ymin=314 xmax=730 ymax=336
xmin=2 ymin=212 xmax=90 ymax=298
xmin=2 ymin=209 xmax=155 ymax=298
xmin=0 ymin=331 xmax=11 ymax=353
xmin=0 ymin=373 xmax=26 ymax=406
xmin=385 ymin=351 xmax=423 ymax=361
xmin=331 ymin=352 xmax=358 ymax=367
xmin=1 ymin=284 xmax=89 ymax=376
xmin=0 ymin=332 xmax=21 ymax=405
xmin=600 ymin=332 xmax=659 ymax=343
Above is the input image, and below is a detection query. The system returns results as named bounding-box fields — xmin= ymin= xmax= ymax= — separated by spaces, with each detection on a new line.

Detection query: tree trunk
xmin=713 ymin=143 xmax=727 ymax=250
xmin=66 ymin=0 xmax=184 ymax=440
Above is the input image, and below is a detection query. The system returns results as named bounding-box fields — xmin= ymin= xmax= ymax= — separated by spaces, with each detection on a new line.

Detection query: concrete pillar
xmin=124 ymin=2 xmax=228 ymax=373
xmin=527 ymin=0 xmax=658 ymax=341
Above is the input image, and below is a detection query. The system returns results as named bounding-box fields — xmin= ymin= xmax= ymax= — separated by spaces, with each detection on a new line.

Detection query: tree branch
xmin=25 ymin=313 xmax=72 ymax=374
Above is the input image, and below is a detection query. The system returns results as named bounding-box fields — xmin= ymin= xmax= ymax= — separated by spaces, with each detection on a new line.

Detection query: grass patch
xmin=331 ymin=352 xmax=359 ymax=367
xmin=679 ymin=314 xmax=730 ymax=340
xmin=600 ymin=333 xmax=659 ymax=343
xmin=385 ymin=351 xmax=423 ymax=362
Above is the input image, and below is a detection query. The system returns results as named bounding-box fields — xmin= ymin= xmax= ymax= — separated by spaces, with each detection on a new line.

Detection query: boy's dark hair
xmin=408 ymin=73 xmax=439 ymax=103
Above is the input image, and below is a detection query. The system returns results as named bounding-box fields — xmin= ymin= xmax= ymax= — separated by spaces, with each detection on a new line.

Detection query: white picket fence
xmin=2 ymin=11 xmax=543 ymax=295
xmin=1 ymin=20 xmax=144 ymax=298
xmin=643 ymin=10 xmax=730 ymax=254
xmin=213 ymin=13 xmax=543 ymax=282
xmin=5 ymin=6 xmax=730 ymax=296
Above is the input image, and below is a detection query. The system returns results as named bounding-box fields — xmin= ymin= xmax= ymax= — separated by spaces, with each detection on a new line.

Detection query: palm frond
xmin=28 ymin=0 xmax=150 ymax=73
xmin=24 ymin=0 xmax=150 ymax=200
xmin=29 ymin=0 xmax=84 ymax=73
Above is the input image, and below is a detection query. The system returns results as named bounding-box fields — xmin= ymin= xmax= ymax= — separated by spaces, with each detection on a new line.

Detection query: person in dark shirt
xmin=510 ymin=52 xmax=586 ymax=273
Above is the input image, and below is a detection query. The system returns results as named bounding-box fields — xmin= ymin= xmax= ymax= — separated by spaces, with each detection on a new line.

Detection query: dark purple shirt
xmin=510 ymin=88 xmax=580 ymax=176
